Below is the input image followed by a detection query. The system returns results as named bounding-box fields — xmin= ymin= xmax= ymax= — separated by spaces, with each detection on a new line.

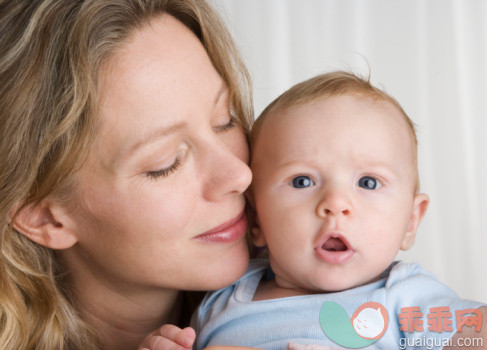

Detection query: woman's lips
xmin=194 ymin=211 xmax=247 ymax=243
xmin=314 ymin=233 xmax=355 ymax=264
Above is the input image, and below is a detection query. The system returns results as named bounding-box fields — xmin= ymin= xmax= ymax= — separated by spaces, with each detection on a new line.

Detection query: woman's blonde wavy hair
xmin=0 ymin=0 xmax=252 ymax=349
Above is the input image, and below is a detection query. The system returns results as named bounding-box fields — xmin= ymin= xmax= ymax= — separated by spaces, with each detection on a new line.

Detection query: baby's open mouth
xmin=322 ymin=236 xmax=348 ymax=252
xmin=315 ymin=234 xmax=355 ymax=264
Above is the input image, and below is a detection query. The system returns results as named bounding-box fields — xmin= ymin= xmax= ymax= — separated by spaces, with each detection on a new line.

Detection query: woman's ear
xmin=401 ymin=193 xmax=430 ymax=251
xmin=10 ymin=199 xmax=78 ymax=250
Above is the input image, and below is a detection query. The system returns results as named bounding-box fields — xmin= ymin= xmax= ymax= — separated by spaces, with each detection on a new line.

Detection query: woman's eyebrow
xmin=118 ymin=82 xmax=227 ymax=162
xmin=123 ymin=121 xmax=187 ymax=158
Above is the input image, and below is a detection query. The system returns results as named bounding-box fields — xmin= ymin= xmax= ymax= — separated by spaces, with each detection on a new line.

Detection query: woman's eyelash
xmin=214 ymin=117 xmax=236 ymax=133
xmin=145 ymin=116 xmax=235 ymax=180
xmin=146 ymin=157 xmax=182 ymax=179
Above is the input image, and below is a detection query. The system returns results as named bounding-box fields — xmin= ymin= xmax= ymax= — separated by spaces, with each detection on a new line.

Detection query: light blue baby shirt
xmin=192 ymin=259 xmax=484 ymax=350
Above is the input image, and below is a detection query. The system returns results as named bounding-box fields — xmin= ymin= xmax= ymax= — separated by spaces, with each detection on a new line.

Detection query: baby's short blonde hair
xmin=250 ymin=71 xmax=420 ymax=193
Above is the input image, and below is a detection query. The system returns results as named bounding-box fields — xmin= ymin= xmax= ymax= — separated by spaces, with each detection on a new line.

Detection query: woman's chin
xmin=196 ymin=247 xmax=249 ymax=291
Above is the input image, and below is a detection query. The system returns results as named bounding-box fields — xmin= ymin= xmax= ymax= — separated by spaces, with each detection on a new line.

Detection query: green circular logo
xmin=320 ymin=301 xmax=389 ymax=348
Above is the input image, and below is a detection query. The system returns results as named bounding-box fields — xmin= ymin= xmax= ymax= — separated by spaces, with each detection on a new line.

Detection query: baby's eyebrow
xmin=268 ymin=159 xmax=322 ymax=175
xmin=273 ymin=159 xmax=310 ymax=170
xmin=359 ymin=160 xmax=391 ymax=168
xmin=274 ymin=160 xmax=298 ymax=169
xmin=355 ymin=160 xmax=400 ymax=179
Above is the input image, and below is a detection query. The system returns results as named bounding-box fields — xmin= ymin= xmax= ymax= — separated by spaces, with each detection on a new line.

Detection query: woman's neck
xmin=76 ymin=289 xmax=182 ymax=350
xmin=59 ymin=252 xmax=182 ymax=350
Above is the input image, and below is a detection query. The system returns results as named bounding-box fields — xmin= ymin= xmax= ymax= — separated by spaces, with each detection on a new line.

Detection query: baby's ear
xmin=401 ymin=193 xmax=429 ymax=250
xmin=245 ymin=187 xmax=255 ymax=209
xmin=244 ymin=189 xmax=267 ymax=247
xmin=250 ymin=215 xmax=267 ymax=248
xmin=10 ymin=199 xmax=78 ymax=250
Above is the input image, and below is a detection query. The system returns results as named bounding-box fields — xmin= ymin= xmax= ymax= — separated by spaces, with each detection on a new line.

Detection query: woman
xmin=0 ymin=0 xmax=253 ymax=349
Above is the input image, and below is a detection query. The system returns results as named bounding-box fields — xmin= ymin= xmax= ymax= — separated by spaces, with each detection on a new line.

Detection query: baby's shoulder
xmin=381 ymin=261 xmax=485 ymax=338
xmin=383 ymin=261 xmax=463 ymax=308
xmin=384 ymin=261 xmax=437 ymax=289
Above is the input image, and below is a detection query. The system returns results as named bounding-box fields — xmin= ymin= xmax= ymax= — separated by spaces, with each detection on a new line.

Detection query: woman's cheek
xmin=224 ymin=127 xmax=249 ymax=163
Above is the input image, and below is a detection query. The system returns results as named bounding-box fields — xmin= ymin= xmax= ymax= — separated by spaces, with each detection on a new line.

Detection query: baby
xmin=147 ymin=71 xmax=486 ymax=350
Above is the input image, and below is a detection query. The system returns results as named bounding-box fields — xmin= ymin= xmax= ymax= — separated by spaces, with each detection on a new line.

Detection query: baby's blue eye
xmin=291 ymin=175 xmax=315 ymax=188
xmin=358 ymin=176 xmax=381 ymax=190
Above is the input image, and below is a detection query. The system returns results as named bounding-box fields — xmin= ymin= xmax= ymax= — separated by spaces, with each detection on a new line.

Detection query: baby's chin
xmin=271 ymin=258 xmax=390 ymax=294
xmin=303 ymin=272 xmax=385 ymax=294
xmin=315 ymin=259 xmax=396 ymax=293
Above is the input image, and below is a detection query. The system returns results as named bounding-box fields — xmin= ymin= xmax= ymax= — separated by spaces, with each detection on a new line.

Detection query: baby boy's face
xmin=250 ymin=94 xmax=428 ymax=292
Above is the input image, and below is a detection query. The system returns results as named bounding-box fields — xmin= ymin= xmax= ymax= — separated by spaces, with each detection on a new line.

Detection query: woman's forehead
xmin=91 ymin=15 xmax=226 ymax=168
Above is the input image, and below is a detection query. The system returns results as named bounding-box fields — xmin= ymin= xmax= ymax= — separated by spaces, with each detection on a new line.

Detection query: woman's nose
xmin=316 ymin=187 xmax=352 ymax=218
xmin=202 ymin=141 xmax=252 ymax=202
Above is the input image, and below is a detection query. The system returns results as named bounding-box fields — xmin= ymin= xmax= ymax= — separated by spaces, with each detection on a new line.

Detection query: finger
xmin=138 ymin=325 xmax=183 ymax=349
xmin=158 ymin=324 xmax=195 ymax=348
xmin=157 ymin=324 xmax=183 ymax=340
xmin=179 ymin=327 xmax=196 ymax=348
xmin=148 ymin=335 xmax=192 ymax=350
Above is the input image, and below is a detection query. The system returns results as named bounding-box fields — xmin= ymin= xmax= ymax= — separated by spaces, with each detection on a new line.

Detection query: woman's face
xmin=64 ymin=15 xmax=251 ymax=292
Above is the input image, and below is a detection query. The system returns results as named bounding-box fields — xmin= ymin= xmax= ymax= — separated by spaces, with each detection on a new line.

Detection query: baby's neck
xmin=253 ymin=273 xmax=384 ymax=302
xmin=253 ymin=278 xmax=316 ymax=301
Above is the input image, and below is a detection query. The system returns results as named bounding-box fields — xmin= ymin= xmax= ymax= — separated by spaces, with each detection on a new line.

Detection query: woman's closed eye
xmin=290 ymin=175 xmax=315 ymax=189
xmin=146 ymin=156 xmax=182 ymax=179
xmin=213 ymin=116 xmax=236 ymax=133
xmin=358 ymin=176 xmax=381 ymax=190
xmin=144 ymin=115 xmax=234 ymax=180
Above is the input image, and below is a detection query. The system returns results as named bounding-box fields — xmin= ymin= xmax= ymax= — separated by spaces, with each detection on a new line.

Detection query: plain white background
xmin=212 ymin=0 xmax=487 ymax=302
